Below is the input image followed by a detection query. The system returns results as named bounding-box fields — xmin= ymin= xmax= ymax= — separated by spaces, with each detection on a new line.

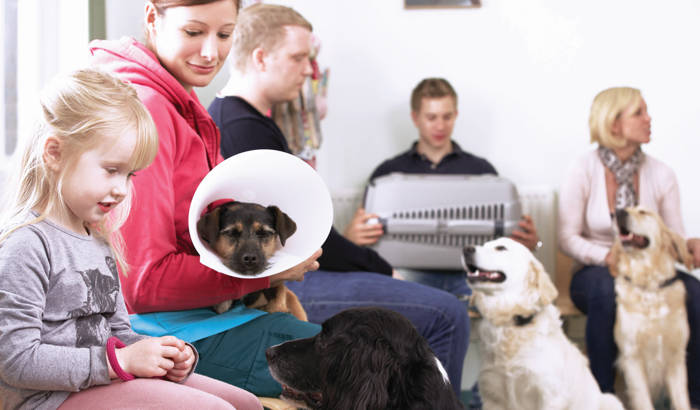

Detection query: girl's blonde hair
xmin=589 ymin=86 xmax=643 ymax=149
xmin=0 ymin=68 xmax=158 ymax=273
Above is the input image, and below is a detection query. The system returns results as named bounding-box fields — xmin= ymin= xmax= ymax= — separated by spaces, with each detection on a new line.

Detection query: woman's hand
xmin=269 ymin=248 xmax=322 ymax=287
xmin=343 ymin=207 xmax=383 ymax=246
xmin=604 ymin=250 xmax=615 ymax=267
xmin=510 ymin=215 xmax=540 ymax=251
xmin=687 ymin=237 xmax=700 ymax=268
xmin=110 ymin=336 xmax=185 ymax=378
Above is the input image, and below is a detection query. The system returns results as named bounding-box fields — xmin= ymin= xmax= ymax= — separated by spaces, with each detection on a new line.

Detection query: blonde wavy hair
xmin=589 ymin=86 xmax=643 ymax=149
xmin=231 ymin=3 xmax=312 ymax=73
xmin=0 ymin=68 xmax=158 ymax=273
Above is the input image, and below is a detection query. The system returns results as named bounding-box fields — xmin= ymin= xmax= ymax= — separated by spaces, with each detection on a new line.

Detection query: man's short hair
xmin=410 ymin=78 xmax=458 ymax=112
xmin=231 ymin=3 xmax=312 ymax=72
xmin=589 ymin=86 xmax=642 ymax=149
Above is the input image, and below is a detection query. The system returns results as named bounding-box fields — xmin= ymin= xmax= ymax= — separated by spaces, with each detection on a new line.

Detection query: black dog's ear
xmin=197 ymin=207 xmax=224 ymax=245
xmin=267 ymin=206 xmax=297 ymax=246
xmin=322 ymin=340 xmax=394 ymax=410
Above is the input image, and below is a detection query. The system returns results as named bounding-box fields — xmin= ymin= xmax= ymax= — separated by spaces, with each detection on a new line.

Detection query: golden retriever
xmin=610 ymin=206 xmax=693 ymax=410
xmin=462 ymin=237 xmax=623 ymax=410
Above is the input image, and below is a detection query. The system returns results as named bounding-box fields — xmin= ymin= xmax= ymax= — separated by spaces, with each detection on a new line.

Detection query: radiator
xmin=331 ymin=182 xmax=557 ymax=275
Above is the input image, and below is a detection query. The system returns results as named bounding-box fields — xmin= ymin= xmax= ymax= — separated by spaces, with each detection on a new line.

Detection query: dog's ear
xmin=267 ymin=206 xmax=297 ymax=246
xmin=197 ymin=207 xmax=224 ymax=245
xmin=322 ymin=340 xmax=392 ymax=410
xmin=528 ymin=259 xmax=558 ymax=307
xmin=663 ymin=226 xmax=693 ymax=270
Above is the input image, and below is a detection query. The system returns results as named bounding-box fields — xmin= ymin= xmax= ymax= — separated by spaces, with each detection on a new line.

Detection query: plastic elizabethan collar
xmin=188 ymin=149 xmax=333 ymax=279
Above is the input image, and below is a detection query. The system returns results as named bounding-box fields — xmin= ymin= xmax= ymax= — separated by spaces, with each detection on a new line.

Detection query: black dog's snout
xmin=265 ymin=346 xmax=277 ymax=362
xmin=242 ymin=253 xmax=258 ymax=266
xmin=463 ymin=246 xmax=476 ymax=256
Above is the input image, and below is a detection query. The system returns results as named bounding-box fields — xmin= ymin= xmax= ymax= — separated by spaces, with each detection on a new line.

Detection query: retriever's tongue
xmin=620 ymin=233 xmax=634 ymax=242
xmin=631 ymin=234 xmax=647 ymax=247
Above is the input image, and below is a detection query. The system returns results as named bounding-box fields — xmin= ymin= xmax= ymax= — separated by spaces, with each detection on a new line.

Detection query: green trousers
xmin=192 ymin=312 xmax=320 ymax=397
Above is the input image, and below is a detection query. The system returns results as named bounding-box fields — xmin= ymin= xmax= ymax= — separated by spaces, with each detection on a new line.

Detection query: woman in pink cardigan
xmin=557 ymin=86 xmax=700 ymax=406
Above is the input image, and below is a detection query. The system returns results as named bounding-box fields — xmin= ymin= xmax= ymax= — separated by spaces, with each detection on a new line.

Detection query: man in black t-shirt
xmin=208 ymin=5 xmax=470 ymax=396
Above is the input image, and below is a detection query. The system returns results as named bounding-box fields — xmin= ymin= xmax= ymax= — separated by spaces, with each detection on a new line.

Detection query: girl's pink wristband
xmin=106 ymin=336 xmax=135 ymax=381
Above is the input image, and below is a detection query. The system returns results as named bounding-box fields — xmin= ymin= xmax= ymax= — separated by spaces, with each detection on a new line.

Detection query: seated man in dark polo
xmin=345 ymin=77 xmax=540 ymax=300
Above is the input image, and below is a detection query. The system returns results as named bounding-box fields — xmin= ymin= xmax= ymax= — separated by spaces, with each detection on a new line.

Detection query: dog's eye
xmin=256 ymin=230 xmax=272 ymax=239
xmin=224 ymin=230 xmax=241 ymax=239
xmin=495 ymin=246 xmax=507 ymax=251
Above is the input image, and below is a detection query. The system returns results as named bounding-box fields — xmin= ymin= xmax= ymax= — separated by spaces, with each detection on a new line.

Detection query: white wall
xmin=106 ymin=0 xmax=700 ymax=236
xmin=7 ymin=0 xmax=89 ymax=167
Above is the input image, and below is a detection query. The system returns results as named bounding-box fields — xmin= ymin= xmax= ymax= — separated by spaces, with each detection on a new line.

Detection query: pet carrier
xmin=363 ymin=173 xmax=522 ymax=270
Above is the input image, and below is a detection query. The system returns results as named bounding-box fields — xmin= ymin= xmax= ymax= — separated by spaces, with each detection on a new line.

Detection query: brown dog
xmin=197 ymin=201 xmax=307 ymax=320
xmin=610 ymin=206 xmax=693 ymax=410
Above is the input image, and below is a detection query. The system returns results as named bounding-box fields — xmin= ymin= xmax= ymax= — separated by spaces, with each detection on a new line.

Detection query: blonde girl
xmin=0 ymin=69 xmax=261 ymax=410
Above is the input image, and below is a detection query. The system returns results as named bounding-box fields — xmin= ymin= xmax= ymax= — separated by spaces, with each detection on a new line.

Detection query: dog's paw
xmin=213 ymin=299 xmax=234 ymax=314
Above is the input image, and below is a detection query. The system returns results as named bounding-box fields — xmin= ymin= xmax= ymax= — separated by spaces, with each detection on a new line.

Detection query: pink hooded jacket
xmin=89 ymin=37 xmax=268 ymax=313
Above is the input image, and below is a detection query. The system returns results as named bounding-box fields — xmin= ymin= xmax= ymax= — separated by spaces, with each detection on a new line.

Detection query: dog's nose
xmin=615 ymin=208 xmax=628 ymax=223
xmin=265 ymin=346 xmax=276 ymax=362
xmin=242 ymin=253 xmax=258 ymax=266
xmin=463 ymin=246 xmax=476 ymax=255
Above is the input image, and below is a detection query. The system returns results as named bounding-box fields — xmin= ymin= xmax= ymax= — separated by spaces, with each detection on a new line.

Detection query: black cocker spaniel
xmin=266 ymin=306 xmax=464 ymax=410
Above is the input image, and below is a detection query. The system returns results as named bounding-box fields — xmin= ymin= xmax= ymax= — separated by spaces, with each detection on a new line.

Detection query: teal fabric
xmin=192 ymin=312 xmax=321 ymax=397
xmin=129 ymin=303 xmax=267 ymax=343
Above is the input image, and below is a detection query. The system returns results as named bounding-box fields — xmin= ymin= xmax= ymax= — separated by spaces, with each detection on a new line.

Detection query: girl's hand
xmin=343 ymin=207 xmax=383 ymax=246
xmin=269 ymin=248 xmax=322 ymax=286
xmin=164 ymin=343 xmax=195 ymax=383
xmin=110 ymin=336 xmax=182 ymax=378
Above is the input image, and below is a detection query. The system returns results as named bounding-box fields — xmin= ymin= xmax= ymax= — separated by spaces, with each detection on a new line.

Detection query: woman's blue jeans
xmin=287 ymin=270 xmax=469 ymax=396
xmin=570 ymin=265 xmax=700 ymax=406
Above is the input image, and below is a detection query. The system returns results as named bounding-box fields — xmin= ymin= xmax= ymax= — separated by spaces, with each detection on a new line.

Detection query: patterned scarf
xmin=597 ymin=146 xmax=644 ymax=209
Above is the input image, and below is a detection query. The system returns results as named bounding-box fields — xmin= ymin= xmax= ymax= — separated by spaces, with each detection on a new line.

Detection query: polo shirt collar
xmin=409 ymin=140 xmax=464 ymax=161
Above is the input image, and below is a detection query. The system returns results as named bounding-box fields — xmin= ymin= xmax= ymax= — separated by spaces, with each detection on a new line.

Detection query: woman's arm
xmin=557 ymin=159 xmax=610 ymax=266
xmin=119 ymin=98 xmax=268 ymax=313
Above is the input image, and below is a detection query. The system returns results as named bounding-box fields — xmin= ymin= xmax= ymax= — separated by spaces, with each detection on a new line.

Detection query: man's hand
xmin=269 ymin=248 xmax=322 ymax=287
xmin=509 ymin=214 xmax=540 ymax=251
xmin=343 ymin=207 xmax=384 ymax=246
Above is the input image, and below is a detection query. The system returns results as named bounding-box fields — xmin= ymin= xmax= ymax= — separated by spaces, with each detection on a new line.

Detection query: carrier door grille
xmin=388 ymin=203 xmax=505 ymax=247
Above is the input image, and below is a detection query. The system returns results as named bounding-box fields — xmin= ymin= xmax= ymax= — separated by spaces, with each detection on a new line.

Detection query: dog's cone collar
xmin=189 ymin=150 xmax=333 ymax=278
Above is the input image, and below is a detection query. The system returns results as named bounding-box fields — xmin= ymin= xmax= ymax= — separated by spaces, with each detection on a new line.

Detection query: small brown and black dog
xmin=197 ymin=201 xmax=307 ymax=320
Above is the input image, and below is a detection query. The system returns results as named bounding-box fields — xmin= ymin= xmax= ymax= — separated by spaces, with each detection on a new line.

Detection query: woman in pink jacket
xmin=90 ymin=0 xmax=321 ymax=397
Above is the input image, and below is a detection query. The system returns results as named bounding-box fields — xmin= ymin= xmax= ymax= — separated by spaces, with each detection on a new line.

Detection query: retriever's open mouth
xmin=617 ymin=222 xmax=650 ymax=249
xmin=620 ymin=232 xmax=650 ymax=249
xmin=281 ymin=384 xmax=322 ymax=407
xmin=466 ymin=264 xmax=506 ymax=283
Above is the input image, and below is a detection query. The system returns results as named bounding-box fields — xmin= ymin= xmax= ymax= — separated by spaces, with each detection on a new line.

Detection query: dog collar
xmin=622 ymin=273 xmax=682 ymax=289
